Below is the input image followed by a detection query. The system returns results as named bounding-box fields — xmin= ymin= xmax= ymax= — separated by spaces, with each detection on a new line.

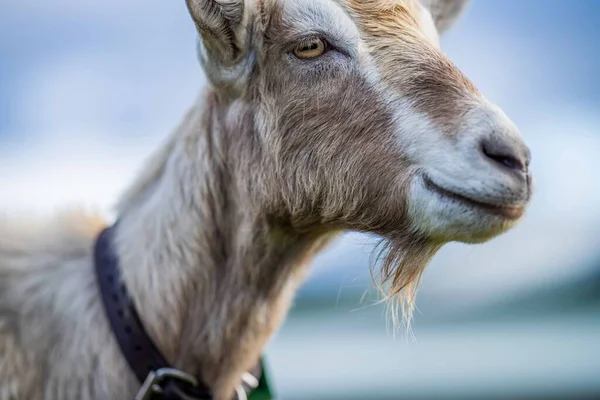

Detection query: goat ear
xmin=422 ymin=0 xmax=471 ymax=34
xmin=186 ymin=0 xmax=252 ymax=87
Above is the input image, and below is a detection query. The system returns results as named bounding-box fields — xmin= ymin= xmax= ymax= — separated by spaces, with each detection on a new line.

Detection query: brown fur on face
xmin=250 ymin=0 xmax=425 ymax=324
xmin=344 ymin=0 xmax=480 ymax=131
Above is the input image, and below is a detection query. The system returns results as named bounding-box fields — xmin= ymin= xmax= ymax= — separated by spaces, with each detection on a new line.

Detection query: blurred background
xmin=1 ymin=1 xmax=599 ymax=399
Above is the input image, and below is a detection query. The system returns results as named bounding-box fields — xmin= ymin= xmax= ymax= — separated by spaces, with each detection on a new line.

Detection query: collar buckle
xmin=135 ymin=368 xmax=199 ymax=400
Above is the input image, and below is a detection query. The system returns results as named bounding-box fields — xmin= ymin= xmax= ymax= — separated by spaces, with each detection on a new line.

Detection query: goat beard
xmin=372 ymin=232 xmax=441 ymax=332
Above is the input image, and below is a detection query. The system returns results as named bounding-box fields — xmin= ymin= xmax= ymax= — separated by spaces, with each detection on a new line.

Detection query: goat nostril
xmin=482 ymin=143 xmax=526 ymax=172
xmin=485 ymin=150 xmax=521 ymax=170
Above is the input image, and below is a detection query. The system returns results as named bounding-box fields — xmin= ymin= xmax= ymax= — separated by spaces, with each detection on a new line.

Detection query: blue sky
xmin=1 ymin=1 xmax=599 ymax=314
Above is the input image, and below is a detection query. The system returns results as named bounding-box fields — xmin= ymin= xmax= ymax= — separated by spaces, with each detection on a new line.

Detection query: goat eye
xmin=293 ymin=38 xmax=326 ymax=59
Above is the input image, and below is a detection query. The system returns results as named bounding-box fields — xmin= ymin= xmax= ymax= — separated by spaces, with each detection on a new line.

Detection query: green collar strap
xmin=248 ymin=357 xmax=274 ymax=400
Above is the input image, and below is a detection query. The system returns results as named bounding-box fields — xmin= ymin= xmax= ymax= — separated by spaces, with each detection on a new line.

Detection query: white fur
xmin=417 ymin=3 xmax=441 ymax=46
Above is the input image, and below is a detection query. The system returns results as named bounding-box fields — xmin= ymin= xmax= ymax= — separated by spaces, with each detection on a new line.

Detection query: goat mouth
xmin=423 ymin=176 xmax=525 ymax=220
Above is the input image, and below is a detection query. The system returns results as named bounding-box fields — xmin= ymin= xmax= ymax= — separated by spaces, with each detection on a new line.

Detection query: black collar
xmin=94 ymin=225 xmax=264 ymax=400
